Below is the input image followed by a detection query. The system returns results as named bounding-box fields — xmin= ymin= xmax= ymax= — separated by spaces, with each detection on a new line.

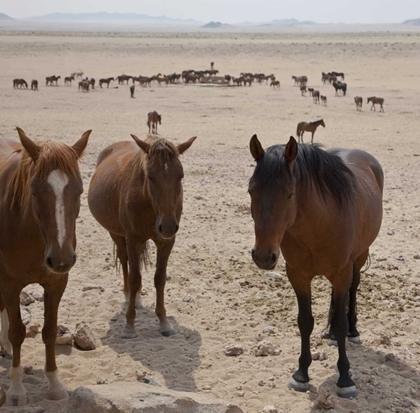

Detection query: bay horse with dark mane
xmin=88 ymin=134 xmax=196 ymax=338
xmin=333 ymin=81 xmax=347 ymax=96
xmin=248 ymin=135 xmax=383 ymax=399
xmin=0 ymin=127 xmax=91 ymax=406
xmin=367 ymin=96 xmax=385 ymax=112
xmin=99 ymin=77 xmax=114 ymax=88
xmin=296 ymin=119 xmax=325 ymax=144
xmin=147 ymin=111 xmax=162 ymax=134
xmin=13 ymin=79 xmax=28 ymax=89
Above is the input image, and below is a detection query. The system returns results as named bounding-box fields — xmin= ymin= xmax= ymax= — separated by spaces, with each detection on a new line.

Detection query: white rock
xmin=261 ymin=407 xmax=278 ymax=413
xmin=56 ymin=325 xmax=73 ymax=345
xmin=264 ymin=272 xmax=283 ymax=280
xmin=182 ymin=294 xmax=195 ymax=303
xmin=224 ymin=344 xmax=244 ymax=357
xmin=253 ymin=340 xmax=281 ymax=357
xmin=20 ymin=291 xmax=35 ymax=306
xmin=73 ymin=322 xmax=96 ymax=351
xmin=21 ymin=307 xmax=31 ymax=326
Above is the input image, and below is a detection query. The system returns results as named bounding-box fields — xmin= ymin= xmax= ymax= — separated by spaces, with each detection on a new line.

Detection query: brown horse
xmin=64 ymin=75 xmax=75 ymax=86
xmin=99 ymin=77 xmax=114 ymax=88
xmin=367 ymin=96 xmax=384 ymax=112
xmin=78 ymin=81 xmax=90 ymax=92
xmin=13 ymin=79 xmax=28 ymax=89
xmin=147 ymin=111 xmax=162 ymax=134
xmin=88 ymin=134 xmax=196 ymax=338
xmin=300 ymin=85 xmax=307 ymax=96
xmin=270 ymin=80 xmax=280 ymax=89
xmin=308 ymin=87 xmax=314 ymax=96
xmin=248 ymin=135 xmax=383 ymax=399
xmin=354 ymin=96 xmax=363 ymax=111
xmin=321 ymin=95 xmax=327 ymax=106
xmin=46 ymin=76 xmax=60 ymax=86
xmin=0 ymin=127 xmax=91 ymax=406
xmin=312 ymin=90 xmax=320 ymax=104
xmin=296 ymin=119 xmax=325 ymax=144
xmin=31 ymin=80 xmax=38 ymax=91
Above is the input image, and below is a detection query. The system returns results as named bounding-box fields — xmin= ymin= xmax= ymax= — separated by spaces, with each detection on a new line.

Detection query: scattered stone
xmin=253 ymin=340 xmax=281 ymax=357
xmin=313 ymin=388 xmax=337 ymax=410
xmin=214 ymin=273 xmax=221 ymax=279
xmin=56 ymin=325 xmax=73 ymax=345
xmin=261 ymin=406 xmax=278 ymax=413
xmin=224 ymin=344 xmax=244 ymax=357
xmin=263 ymin=326 xmax=275 ymax=335
xmin=385 ymin=353 xmax=397 ymax=362
xmin=23 ymin=365 xmax=34 ymax=375
xmin=182 ymin=294 xmax=195 ymax=303
xmin=29 ymin=408 xmax=45 ymax=413
xmin=379 ymin=333 xmax=392 ymax=346
xmin=64 ymin=382 xmax=245 ymax=413
xmin=26 ymin=323 xmax=41 ymax=338
xmin=414 ymin=254 xmax=420 ymax=260
xmin=264 ymin=271 xmax=283 ymax=280
xmin=31 ymin=292 xmax=44 ymax=302
xmin=258 ymin=380 xmax=265 ymax=387
xmin=396 ymin=255 xmax=405 ymax=261
xmin=319 ymin=351 xmax=328 ymax=361
xmin=96 ymin=378 xmax=108 ymax=385
xmin=141 ymin=375 xmax=161 ymax=387
xmin=387 ymin=230 xmax=395 ymax=235
xmin=312 ymin=351 xmax=321 ymax=360
xmin=21 ymin=307 xmax=31 ymax=326
xmin=73 ymin=322 xmax=96 ymax=351
xmin=20 ymin=291 xmax=35 ymax=306
xmin=82 ymin=286 xmax=105 ymax=293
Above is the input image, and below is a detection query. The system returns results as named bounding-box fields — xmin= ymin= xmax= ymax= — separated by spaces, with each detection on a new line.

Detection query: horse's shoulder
xmin=96 ymin=141 xmax=138 ymax=166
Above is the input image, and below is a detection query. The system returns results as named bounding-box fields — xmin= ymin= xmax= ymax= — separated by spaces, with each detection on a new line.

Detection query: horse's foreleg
xmin=287 ymin=265 xmax=313 ymax=393
xmin=43 ymin=277 xmax=69 ymax=401
xmin=154 ymin=238 xmax=176 ymax=336
xmin=330 ymin=265 xmax=356 ymax=398
xmin=311 ymin=132 xmax=314 ymax=144
xmin=2 ymin=288 xmax=27 ymax=406
xmin=122 ymin=237 xmax=145 ymax=339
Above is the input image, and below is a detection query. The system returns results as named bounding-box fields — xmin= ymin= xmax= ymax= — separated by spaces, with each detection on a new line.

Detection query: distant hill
xmin=30 ymin=12 xmax=199 ymax=25
xmin=269 ymin=18 xmax=316 ymax=25
xmin=201 ymin=21 xmax=232 ymax=29
xmin=403 ymin=18 xmax=420 ymax=26
xmin=0 ymin=13 xmax=13 ymax=20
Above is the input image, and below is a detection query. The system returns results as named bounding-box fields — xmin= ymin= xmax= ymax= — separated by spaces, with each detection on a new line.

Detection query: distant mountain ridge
xmin=0 ymin=12 xmax=13 ymax=20
xmin=269 ymin=18 xmax=316 ymax=25
xmin=403 ymin=18 xmax=420 ymax=25
xmin=30 ymin=12 xmax=199 ymax=25
xmin=201 ymin=21 xmax=233 ymax=29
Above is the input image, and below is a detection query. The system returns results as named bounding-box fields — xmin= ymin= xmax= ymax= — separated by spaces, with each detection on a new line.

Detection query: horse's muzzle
xmin=252 ymin=249 xmax=278 ymax=270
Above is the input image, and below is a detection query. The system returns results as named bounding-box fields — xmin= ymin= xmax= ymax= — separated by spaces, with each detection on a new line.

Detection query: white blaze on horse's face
xmin=47 ymin=170 xmax=69 ymax=248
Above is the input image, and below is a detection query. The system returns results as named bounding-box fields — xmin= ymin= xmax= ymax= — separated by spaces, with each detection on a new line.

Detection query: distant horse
xmin=88 ymin=134 xmax=196 ymax=338
xmin=147 ymin=111 xmax=162 ymax=134
xmin=328 ymin=75 xmax=337 ymax=84
xmin=64 ymin=75 xmax=75 ymax=86
xmin=332 ymin=71 xmax=345 ymax=80
xmin=130 ymin=85 xmax=135 ymax=98
xmin=0 ymin=127 xmax=91 ymax=406
xmin=243 ymin=77 xmax=253 ymax=86
xmin=354 ymin=96 xmax=363 ymax=111
xmin=367 ymin=96 xmax=384 ymax=112
xmin=89 ymin=78 xmax=95 ymax=89
xmin=99 ymin=77 xmax=114 ymax=88
xmin=312 ymin=90 xmax=320 ymax=104
xmin=13 ymin=79 xmax=28 ymax=89
xmin=296 ymin=119 xmax=325 ymax=144
xmin=78 ymin=81 xmax=90 ymax=92
xmin=300 ymin=85 xmax=307 ymax=96
xmin=157 ymin=77 xmax=170 ymax=86
xmin=46 ymin=76 xmax=60 ymax=86
xmin=270 ymin=80 xmax=280 ymax=89
xmin=117 ymin=75 xmax=132 ymax=85
xmin=248 ymin=134 xmax=383 ymax=399
xmin=31 ymin=80 xmax=38 ymax=91
xmin=333 ymin=81 xmax=347 ymax=96
xmin=72 ymin=71 xmax=83 ymax=78
xmin=292 ymin=76 xmax=301 ymax=86
xmin=321 ymin=95 xmax=327 ymax=106
xmin=308 ymin=88 xmax=314 ymax=96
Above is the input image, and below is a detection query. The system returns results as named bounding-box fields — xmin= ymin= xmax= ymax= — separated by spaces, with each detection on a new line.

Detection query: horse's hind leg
xmin=153 ymin=238 xmax=176 ymax=336
xmin=0 ymin=293 xmax=12 ymax=358
xmin=286 ymin=265 xmax=314 ymax=393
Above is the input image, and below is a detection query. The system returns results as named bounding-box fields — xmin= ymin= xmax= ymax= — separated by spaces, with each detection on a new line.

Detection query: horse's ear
xmin=131 ymin=134 xmax=150 ymax=154
xmin=16 ymin=127 xmax=40 ymax=161
xmin=250 ymin=134 xmax=265 ymax=162
xmin=177 ymin=136 xmax=196 ymax=155
xmin=284 ymin=136 xmax=298 ymax=163
xmin=72 ymin=130 xmax=92 ymax=158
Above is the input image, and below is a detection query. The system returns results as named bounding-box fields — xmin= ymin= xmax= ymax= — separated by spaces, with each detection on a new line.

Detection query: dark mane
xmin=310 ymin=119 xmax=324 ymax=125
xmin=253 ymin=143 xmax=355 ymax=206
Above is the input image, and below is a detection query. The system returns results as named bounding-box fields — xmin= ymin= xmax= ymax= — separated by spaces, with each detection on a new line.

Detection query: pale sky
xmin=1 ymin=0 xmax=419 ymax=24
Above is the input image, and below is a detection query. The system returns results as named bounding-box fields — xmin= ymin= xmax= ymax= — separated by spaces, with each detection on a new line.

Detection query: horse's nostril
xmin=46 ymin=257 xmax=53 ymax=268
xmin=175 ymin=224 xmax=179 ymax=233
xmin=272 ymin=253 xmax=277 ymax=264
xmin=158 ymin=225 xmax=163 ymax=233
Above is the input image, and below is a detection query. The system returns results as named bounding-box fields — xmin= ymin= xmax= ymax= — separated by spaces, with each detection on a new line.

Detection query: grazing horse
xmin=333 ymin=81 xmax=347 ymax=96
xmin=296 ymin=119 xmax=325 ymax=144
xmin=31 ymin=80 xmax=38 ymax=91
xmin=312 ymin=90 xmax=320 ymax=104
xmin=321 ymin=95 xmax=327 ymax=106
xmin=367 ymin=97 xmax=385 ymax=112
xmin=270 ymin=80 xmax=280 ymax=89
xmin=300 ymin=85 xmax=307 ymax=96
xmin=13 ymin=79 xmax=28 ymax=89
xmin=354 ymin=96 xmax=363 ymax=111
xmin=147 ymin=111 xmax=162 ymax=134
xmin=99 ymin=77 xmax=114 ymax=88
xmin=88 ymin=134 xmax=196 ymax=338
xmin=0 ymin=127 xmax=91 ymax=406
xmin=248 ymin=135 xmax=383 ymax=399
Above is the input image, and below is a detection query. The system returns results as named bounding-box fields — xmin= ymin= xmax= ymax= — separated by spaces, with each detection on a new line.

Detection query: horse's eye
xmin=287 ymin=193 xmax=294 ymax=199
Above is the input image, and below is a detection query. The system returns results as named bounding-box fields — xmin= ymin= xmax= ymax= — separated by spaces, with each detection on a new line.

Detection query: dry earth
xmin=0 ymin=30 xmax=420 ymax=413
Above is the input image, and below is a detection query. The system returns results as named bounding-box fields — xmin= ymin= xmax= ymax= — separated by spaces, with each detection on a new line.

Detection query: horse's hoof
xmin=121 ymin=326 xmax=137 ymax=339
xmin=348 ymin=336 xmax=361 ymax=344
xmin=337 ymin=385 xmax=357 ymax=399
xmin=288 ymin=378 xmax=309 ymax=392
xmin=6 ymin=392 xmax=27 ymax=406
xmin=328 ymin=339 xmax=338 ymax=347
xmin=160 ymin=328 xmax=176 ymax=337
xmin=48 ymin=388 xmax=69 ymax=401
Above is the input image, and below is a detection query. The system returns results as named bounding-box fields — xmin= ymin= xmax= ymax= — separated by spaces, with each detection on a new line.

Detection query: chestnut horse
xmin=354 ymin=96 xmax=363 ymax=111
xmin=297 ymin=119 xmax=325 ymax=144
xmin=88 ymin=134 xmax=196 ymax=338
xmin=147 ymin=111 xmax=162 ymax=134
xmin=0 ymin=127 xmax=91 ymax=406
xmin=248 ymin=135 xmax=383 ymax=398
xmin=367 ymin=96 xmax=385 ymax=112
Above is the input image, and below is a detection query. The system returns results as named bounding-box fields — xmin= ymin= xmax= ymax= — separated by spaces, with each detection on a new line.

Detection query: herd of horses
xmin=3 ymin=62 xmax=389 ymax=407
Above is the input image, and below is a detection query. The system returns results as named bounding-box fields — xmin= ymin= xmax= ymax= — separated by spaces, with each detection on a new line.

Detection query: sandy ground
xmin=0 ymin=29 xmax=420 ymax=413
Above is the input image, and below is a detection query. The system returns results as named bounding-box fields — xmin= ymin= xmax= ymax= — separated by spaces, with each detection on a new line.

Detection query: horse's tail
xmin=113 ymin=240 xmax=150 ymax=274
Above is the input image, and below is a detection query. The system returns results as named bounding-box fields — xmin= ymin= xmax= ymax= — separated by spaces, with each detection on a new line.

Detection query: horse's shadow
xmin=101 ymin=304 xmax=202 ymax=392
xmin=306 ymin=341 xmax=420 ymax=412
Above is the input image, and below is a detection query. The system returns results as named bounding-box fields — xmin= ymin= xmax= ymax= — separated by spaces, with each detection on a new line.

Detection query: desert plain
xmin=0 ymin=27 xmax=420 ymax=412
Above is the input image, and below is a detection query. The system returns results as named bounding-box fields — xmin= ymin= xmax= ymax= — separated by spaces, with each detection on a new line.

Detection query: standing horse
xmin=367 ymin=97 xmax=385 ymax=112
xmin=354 ymin=96 xmax=363 ymax=111
xmin=88 ymin=135 xmax=196 ymax=338
xmin=31 ymin=80 xmax=38 ymax=91
xmin=147 ymin=111 xmax=162 ymax=134
xmin=99 ymin=77 xmax=114 ymax=88
xmin=321 ymin=95 xmax=327 ymax=106
xmin=296 ymin=119 xmax=325 ymax=144
xmin=333 ymin=81 xmax=347 ymax=96
xmin=0 ymin=127 xmax=91 ymax=406
xmin=248 ymin=135 xmax=383 ymax=398
xmin=312 ymin=90 xmax=320 ymax=104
